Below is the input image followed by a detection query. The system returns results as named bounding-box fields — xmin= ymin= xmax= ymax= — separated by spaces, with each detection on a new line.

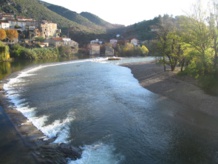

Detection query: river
xmin=2 ymin=57 xmax=218 ymax=164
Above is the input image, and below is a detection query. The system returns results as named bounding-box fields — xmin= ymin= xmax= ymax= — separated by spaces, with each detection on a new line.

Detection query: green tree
xmin=58 ymin=45 xmax=73 ymax=58
xmin=179 ymin=3 xmax=213 ymax=76
xmin=156 ymin=15 xmax=182 ymax=71
xmin=208 ymin=0 xmax=218 ymax=73
xmin=34 ymin=36 xmax=45 ymax=42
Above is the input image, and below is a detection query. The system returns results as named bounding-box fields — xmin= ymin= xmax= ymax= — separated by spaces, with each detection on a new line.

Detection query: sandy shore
xmin=123 ymin=61 xmax=218 ymax=117
xmin=1 ymin=60 xmax=218 ymax=163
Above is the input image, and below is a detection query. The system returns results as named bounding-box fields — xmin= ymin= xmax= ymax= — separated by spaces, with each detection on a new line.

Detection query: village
xmin=0 ymin=12 xmax=148 ymax=58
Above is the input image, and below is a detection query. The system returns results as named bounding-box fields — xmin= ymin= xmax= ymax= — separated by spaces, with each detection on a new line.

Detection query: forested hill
xmin=122 ymin=16 xmax=161 ymax=41
xmin=80 ymin=12 xmax=123 ymax=29
xmin=41 ymin=1 xmax=123 ymax=30
xmin=41 ymin=2 xmax=104 ymax=32
xmin=0 ymin=0 xmax=161 ymax=43
xmin=0 ymin=0 xmax=122 ymax=34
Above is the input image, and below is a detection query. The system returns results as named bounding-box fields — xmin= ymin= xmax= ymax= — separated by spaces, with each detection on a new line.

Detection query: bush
xmin=20 ymin=48 xmax=37 ymax=60
xmin=10 ymin=44 xmax=59 ymax=60
xmin=32 ymin=48 xmax=59 ymax=60
xmin=10 ymin=44 xmax=77 ymax=60
xmin=199 ymin=75 xmax=218 ymax=95
xmin=117 ymin=43 xmax=149 ymax=57
xmin=57 ymin=46 xmax=74 ymax=58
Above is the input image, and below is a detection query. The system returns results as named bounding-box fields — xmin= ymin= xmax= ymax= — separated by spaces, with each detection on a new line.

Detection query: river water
xmin=3 ymin=57 xmax=218 ymax=164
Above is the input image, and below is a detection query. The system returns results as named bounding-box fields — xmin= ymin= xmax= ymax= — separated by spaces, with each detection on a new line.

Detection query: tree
xmin=58 ymin=45 xmax=73 ymax=58
xmin=6 ymin=29 xmax=18 ymax=42
xmin=140 ymin=45 xmax=149 ymax=55
xmin=34 ymin=36 xmax=45 ymax=42
xmin=0 ymin=29 xmax=6 ymax=41
xmin=180 ymin=2 xmax=213 ymax=76
xmin=156 ymin=15 xmax=182 ymax=71
xmin=208 ymin=0 xmax=218 ymax=73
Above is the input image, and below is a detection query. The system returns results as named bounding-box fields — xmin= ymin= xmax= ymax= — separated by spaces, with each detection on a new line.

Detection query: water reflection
xmin=0 ymin=62 xmax=11 ymax=80
xmin=0 ymin=58 xmax=77 ymax=80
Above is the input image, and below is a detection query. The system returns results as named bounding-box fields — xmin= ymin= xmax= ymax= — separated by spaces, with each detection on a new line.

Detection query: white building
xmin=130 ymin=38 xmax=139 ymax=46
xmin=8 ymin=20 xmax=37 ymax=31
xmin=0 ymin=21 xmax=10 ymax=29
xmin=49 ymin=37 xmax=78 ymax=48
xmin=90 ymin=39 xmax=102 ymax=44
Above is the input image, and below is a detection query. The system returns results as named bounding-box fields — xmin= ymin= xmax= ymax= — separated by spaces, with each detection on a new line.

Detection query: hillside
xmin=40 ymin=2 xmax=124 ymax=30
xmin=0 ymin=0 xmax=159 ymax=45
xmin=80 ymin=12 xmax=123 ymax=29
xmin=0 ymin=0 xmax=104 ymax=34
xmin=40 ymin=1 xmax=105 ymax=32
xmin=122 ymin=16 xmax=160 ymax=41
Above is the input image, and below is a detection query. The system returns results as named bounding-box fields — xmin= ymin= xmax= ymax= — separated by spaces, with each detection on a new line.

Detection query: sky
xmin=42 ymin=0 xmax=201 ymax=26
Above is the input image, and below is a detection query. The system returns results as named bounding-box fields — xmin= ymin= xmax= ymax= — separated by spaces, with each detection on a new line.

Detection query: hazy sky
xmin=42 ymin=0 xmax=200 ymax=26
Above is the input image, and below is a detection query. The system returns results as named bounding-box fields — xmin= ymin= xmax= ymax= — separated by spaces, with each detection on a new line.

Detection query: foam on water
xmin=3 ymin=59 xmax=95 ymax=143
xmin=39 ymin=115 xmax=74 ymax=143
xmin=68 ymin=142 xmax=124 ymax=164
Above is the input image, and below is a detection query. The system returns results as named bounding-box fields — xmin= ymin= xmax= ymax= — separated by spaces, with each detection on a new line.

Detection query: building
xmin=90 ymin=39 xmax=103 ymax=45
xmin=0 ymin=21 xmax=10 ymax=29
xmin=16 ymin=16 xmax=34 ymax=22
xmin=0 ymin=13 xmax=14 ymax=20
xmin=49 ymin=37 xmax=78 ymax=47
xmin=8 ymin=19 xmax=38 ymax=32
xmin=40 ymin=21 xmax=58 ymax=39
xmin=110 ymin=39 xmax=118 ymax=47
xmin=49 ymin=37 xmax=79 ymax=52
xmin=89 ymin=44 xmax=100 ymax=55
xmin=130 ymin=38 xmax=139 ymax=46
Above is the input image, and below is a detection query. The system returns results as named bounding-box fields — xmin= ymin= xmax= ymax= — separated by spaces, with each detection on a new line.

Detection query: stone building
xmin=89 ymin=44 xmax=100 ymax=55
xmin=40 ymin=21 xmax=58 ymax=39
xmin=49 ymin=37 xmax=79 ymax=52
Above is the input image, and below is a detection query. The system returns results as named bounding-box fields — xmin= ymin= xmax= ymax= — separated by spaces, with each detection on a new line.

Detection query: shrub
xmin=0 ymin=41 xmax=10 ymax=61
xmin=117 ymin=43 xmax=149 ymax=57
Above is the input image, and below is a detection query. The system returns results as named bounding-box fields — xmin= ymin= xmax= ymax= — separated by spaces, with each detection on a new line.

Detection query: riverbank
xmin=123 ymin=61 xmax=218 ymax=118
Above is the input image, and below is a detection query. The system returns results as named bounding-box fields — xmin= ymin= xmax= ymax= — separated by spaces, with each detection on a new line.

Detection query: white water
xmin=4 ymin=58 xmax=152 ymax=163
